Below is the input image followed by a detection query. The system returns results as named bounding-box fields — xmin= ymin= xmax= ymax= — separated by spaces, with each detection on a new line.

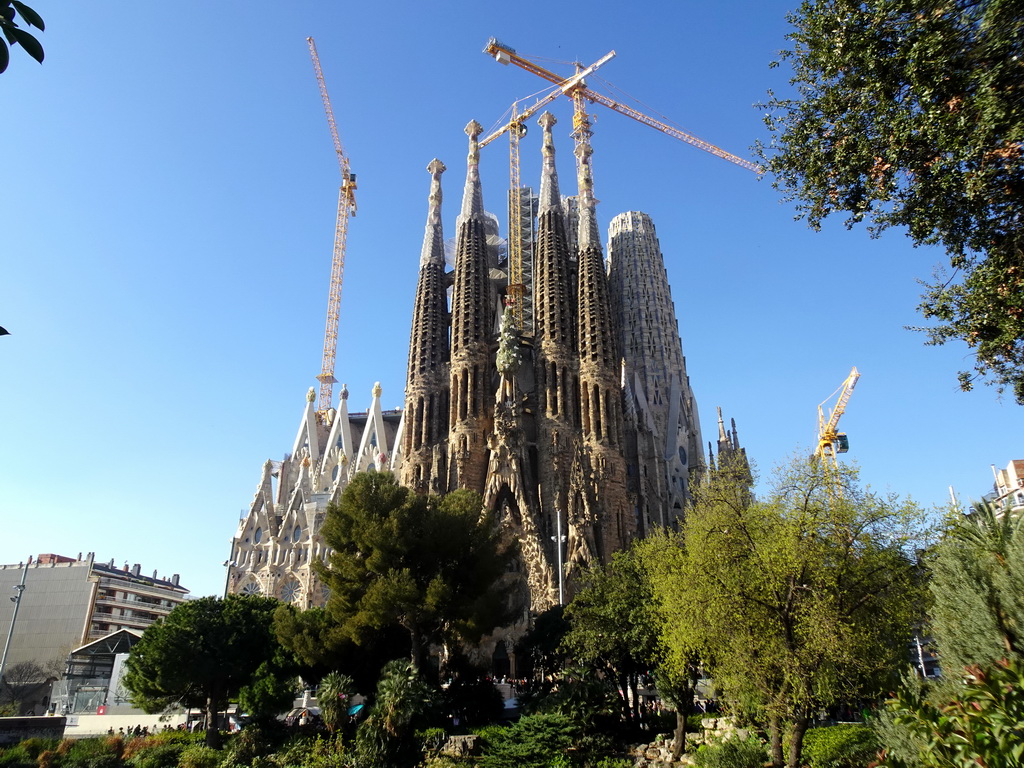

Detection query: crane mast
xmin=307 ymin=36 xmax=357 ymax=425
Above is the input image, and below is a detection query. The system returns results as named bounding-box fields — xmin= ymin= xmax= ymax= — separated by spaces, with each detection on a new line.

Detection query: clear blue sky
xmin=3 ymin=2 xmax=1020 ymax=597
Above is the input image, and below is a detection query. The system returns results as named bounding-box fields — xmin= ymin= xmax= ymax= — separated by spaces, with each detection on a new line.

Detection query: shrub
xmin=0 ymin=744 xmax=35 ymax=768
xmin=416 ymin=727 xmax=448 ymax=755
xmin=14 ymin=741 xmax=55 ymax=762
xmin=802 ymin=724 xmax=880 ymax=768
xmin=693 ymin=737 xmax=768 ymax=768
xmin=177 ymin=744 xmax=220 ymax=768
xmin=124 ymin=740 xmax=185 ymax=768
xmin=478 ymin=712 xmax=577 ymax=768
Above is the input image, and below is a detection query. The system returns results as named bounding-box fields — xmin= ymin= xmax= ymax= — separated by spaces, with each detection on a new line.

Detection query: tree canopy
xmin=562 ymin=547 xmax=660 ymax=728
xmin=649 ymin=457 xmax=928 ymax=768
xmin=316 ymin=471 xmax=518 ymax=672
xmin=122 ymin=595 xmax=285 ymax=748
xmin=760 ymin=0 xmax=1024 ymax=402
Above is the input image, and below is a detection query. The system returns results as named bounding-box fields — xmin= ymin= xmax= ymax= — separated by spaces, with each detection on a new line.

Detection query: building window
xmin=254 ymin=527 xmax=263 ymax=544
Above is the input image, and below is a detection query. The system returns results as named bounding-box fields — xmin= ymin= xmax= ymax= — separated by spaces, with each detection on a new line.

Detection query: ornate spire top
xmin=372 ymin=381 xmax=382 ymax=398
xmin=717 ymin=406 xmax=727 ymax=442
xmin=538 ymin=112 xmax=562 ymax=215
xmin=420 ymin=159 xmax=446 ymax=267
xmin=307 ymin=387 xmax=316 ymax=403
xmin=460 ymin=120 xmax=484 ymax=219
xmin=575 ymin=141 xmax=601 ymax=249
xmin=340 ymin=383 xmax=349 ymax=401
xmin=731 ymin=417 xmax=740 ymax=449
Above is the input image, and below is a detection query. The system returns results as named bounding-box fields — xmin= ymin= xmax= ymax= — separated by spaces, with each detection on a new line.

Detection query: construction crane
xmin=816 ymin=366 xmax=860 ymax=470
xmin=482 ymin=38 xmax=760 ymax=337
xmin=479 ymin=50 xmax=616 ymax=330
xmin=483 ymin=38 xmax=762 ymax=174
xmin=307 ymin=37 xmax=357 ymax=426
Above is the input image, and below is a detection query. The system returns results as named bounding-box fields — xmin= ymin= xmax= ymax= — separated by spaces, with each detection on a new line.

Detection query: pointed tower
xmin=531 ymin=112 xmax=580 ymax=601
xmin=402 ymin=159 xmax=451 ymax=493
xmin=572 ymin=138 xmax=633 ymax=562
xmin=608 ymin=211 xmax=703 ymax=529
xmin=448 ymin=121 xmax=496 ymax=492
xmin=712 ymin=406 xmax=752 ymax=490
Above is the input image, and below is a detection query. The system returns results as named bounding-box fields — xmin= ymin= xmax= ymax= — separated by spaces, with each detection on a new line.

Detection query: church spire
xmin=460 ymin=120 xmax=484 ymax=220
xmin=420 ymin=158 xmax=446 ymax=267
xmin=538 ymin=112 xmax=562 ymax=215
xmin=402 ymin=159 xmax=452 ymax=493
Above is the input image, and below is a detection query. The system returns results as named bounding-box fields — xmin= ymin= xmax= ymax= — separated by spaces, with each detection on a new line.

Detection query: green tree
xmin=354 ymin=659 xmax=436 ymax=768
xmin=316 ymin=471 xmax=518 ymax=671
xmin=929 ymin=501 xmax=1024 ymax=671
xmin=878 ymin=502 xmax=1024 ymax=766
xmin=650 ymin=457 xmax=927 ymax=768
xmin=0 ymin=1 xmax=43 ymax=73
xmin=760 ymin=0 xmax=1024 ymax=402
xmin=317 ymin=670 xmax=355 ymax=735
xmin=562 ymin=546 xmax=660 ymax=728
xmin=516 ymin=605 xmax=569 ymax=679
xmin=122 ymin=595 xmax=285 ymax=749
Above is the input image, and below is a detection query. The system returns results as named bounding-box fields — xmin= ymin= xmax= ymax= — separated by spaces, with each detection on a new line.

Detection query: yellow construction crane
xmin=816 ymin=366 xmax=860 ymax=469
xmin=482 ymin=39 xmax=760 ymax=336
xmin=479 ymin=50 xmax=616 ymax=330
xmin=483 ymin=38 xmax=762 ymax=174
xmin=307 ymin=37 xmax=357 ymax=425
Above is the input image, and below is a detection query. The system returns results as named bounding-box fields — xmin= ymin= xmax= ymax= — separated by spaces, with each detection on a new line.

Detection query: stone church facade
xmin=228 ymin=111 xmax=716 ymax=623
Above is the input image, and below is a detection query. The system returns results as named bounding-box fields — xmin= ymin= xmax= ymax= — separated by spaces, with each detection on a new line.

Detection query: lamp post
xmin=222 ymin=557 xmax=236 ymax=599
xmin=551 ymin=508 xmax=566 ymax=605
xmin=0 ymin=560 xmax=29 ymax=687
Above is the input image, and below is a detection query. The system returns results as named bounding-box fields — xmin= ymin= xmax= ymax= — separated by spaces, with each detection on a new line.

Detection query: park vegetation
xmin=20 ymin=458 xmax=994 ymax=768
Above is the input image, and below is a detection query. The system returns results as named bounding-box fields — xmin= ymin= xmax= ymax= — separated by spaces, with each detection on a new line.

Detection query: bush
xmin=0 ymin=744 xmax=35 ymax=768
xmin=478 ymin=712 xmax=577 ymax=768
xmin=177 ymin=744 xmax=220 ymax=768
xmin=693 ymin=737 xmax=768 ymax=768
xmin=416 ymin=727 xmax=448 ymax=755
xmin=124 ymin=740 xmax=185 ymax=768
xmin=13 ymin=741 xmax=55 ymax=762
xmin=802 ymin=724 xmax=880 ymax=768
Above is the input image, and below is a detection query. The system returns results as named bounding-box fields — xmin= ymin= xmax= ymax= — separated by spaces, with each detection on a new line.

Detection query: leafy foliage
xmin=802 ymin=724 xmax=880 ymax=768
xmin=516 ymin=605 xmax=569 ymax=678
xmin=0 ymin=1 xmax=44 ymax=74
xmin=880 ymin=656 xmax=1024 ymax=768
xmin=478 ymin=712 xmax=577 ymax=768
xmin=760 ymin=0 xmax=1024 ymax=401
xmin=317 ymin=671 xmax=356 ymax=735
xmin=649 ymin=457 xmax=928 ymax=768
xmin=317 ymin=472 xmax=518 ymax=670
xmin=879 ymin=501 xmax=1024 ymax=766
xmin=355 ymin=659 xmax=437 ymax=768
xmin=562 ymin=547 xmax=660 ymax=727
xmin=928 ymin=500 xmax=1024 ymax=671
xmin=694 ymin=737 xmax=769 ymax=768
xmin=122 ymin=595 xmax=286 ymax=748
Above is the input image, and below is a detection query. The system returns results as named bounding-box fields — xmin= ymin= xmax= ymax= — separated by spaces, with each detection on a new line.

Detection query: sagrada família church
xmin=226 ymin=112 xmax=747 ymax=637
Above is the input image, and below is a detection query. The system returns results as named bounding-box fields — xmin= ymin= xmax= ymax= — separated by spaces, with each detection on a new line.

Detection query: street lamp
xmin=0 ymin=560 xmax=29 ymax=687
xmin=551 ymin=508 xmax=567 ymax=605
